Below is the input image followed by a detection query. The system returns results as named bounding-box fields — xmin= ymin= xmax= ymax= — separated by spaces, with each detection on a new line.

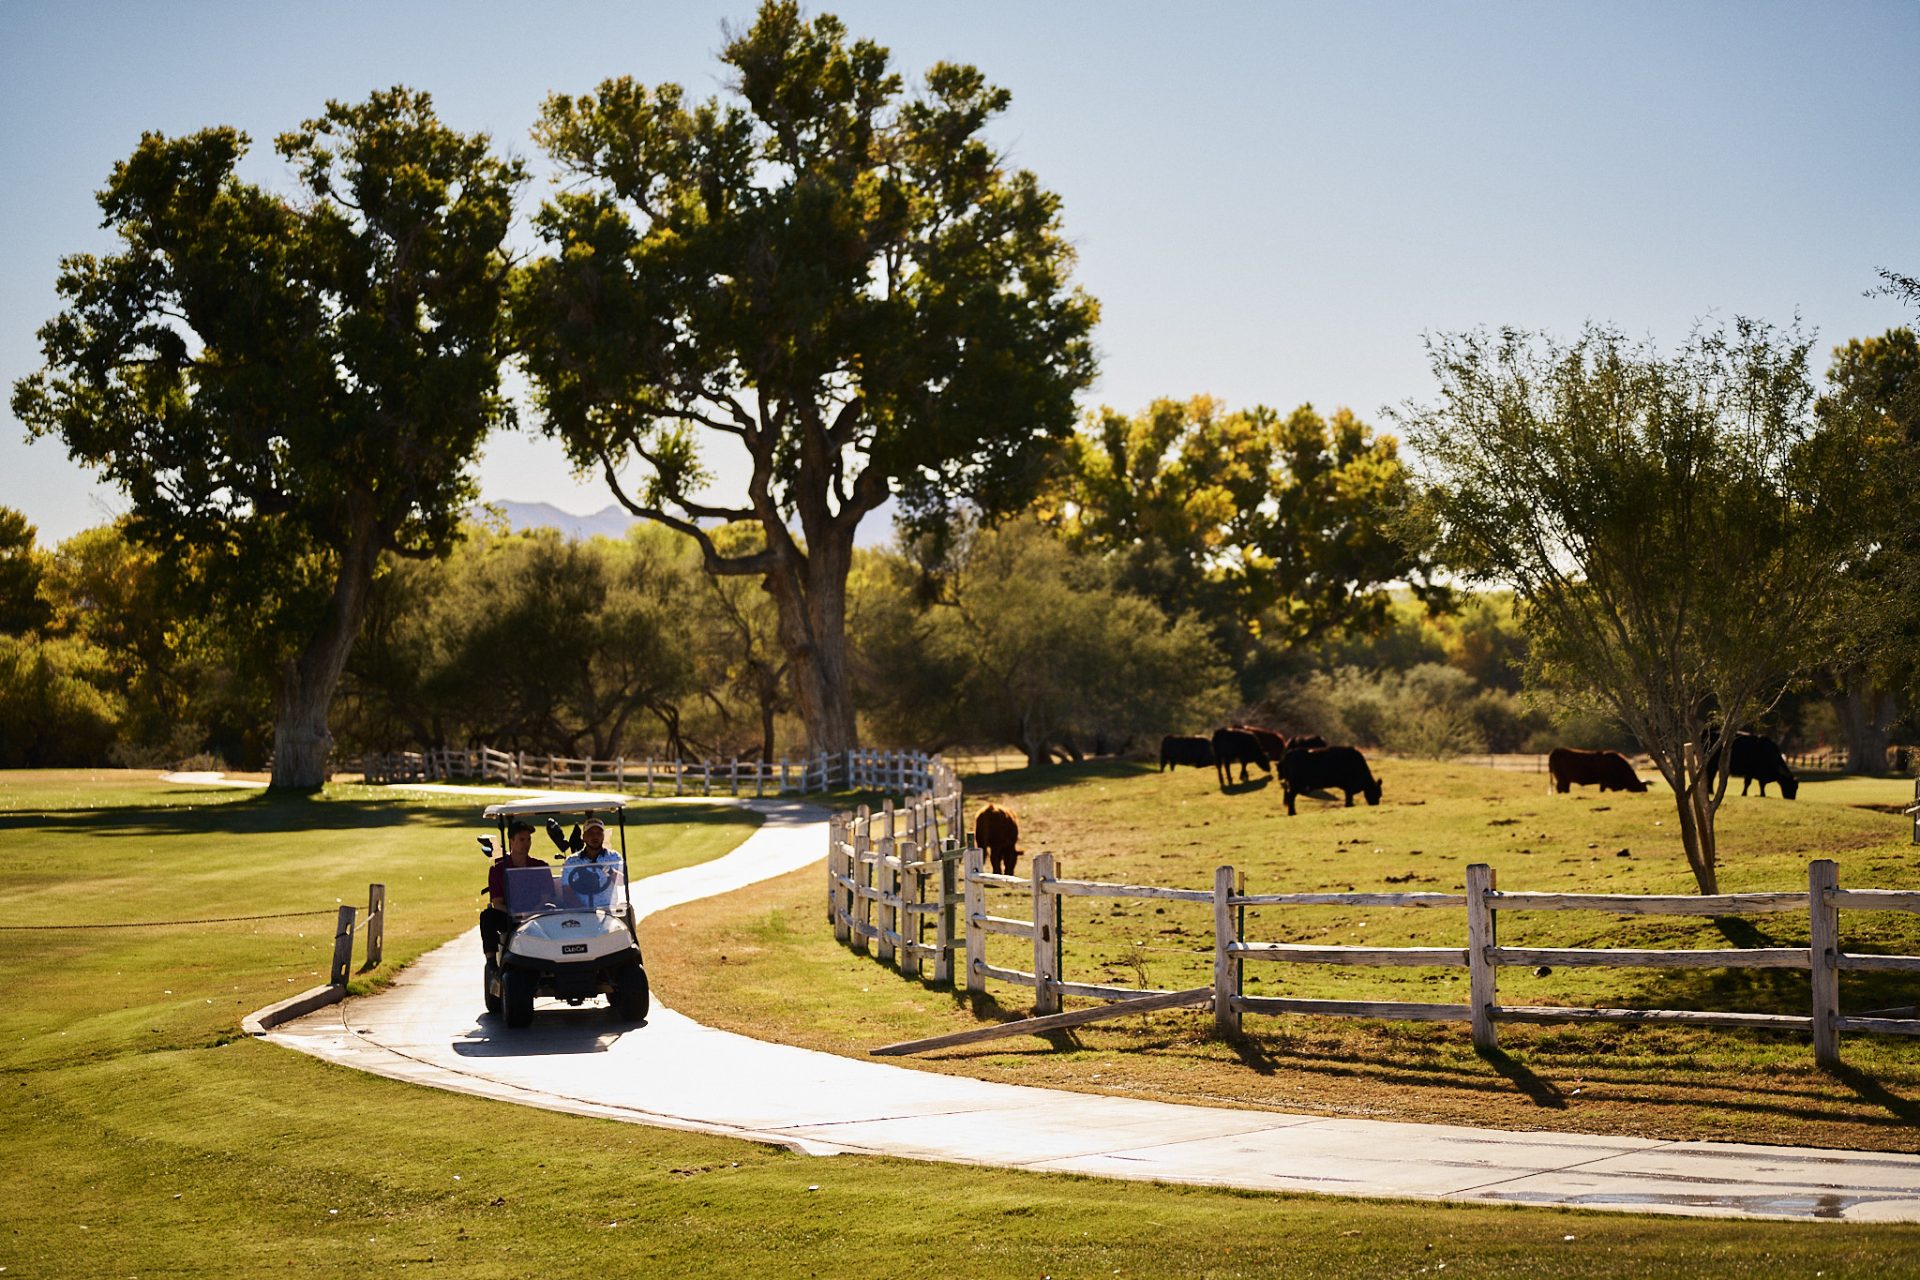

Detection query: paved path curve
xmin=266 ymin=798 xmax=1920 ymax=1223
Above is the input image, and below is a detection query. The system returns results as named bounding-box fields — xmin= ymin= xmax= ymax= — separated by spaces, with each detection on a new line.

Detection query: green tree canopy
xmin=513 ymin=1 xmax=1098 ymax=755
xmin=0 ymin=507 xmax=50 ymax=636
xmin=1040 ymin=396 xmax=1444 ymax=682
xmin=344 ymin=525 xmax=699 ymax=760
xmin=12 ymin=88 xmax=524 ymax=787
xmin=1811 ymin=327 xmax=1920 ymax=771
xmin=1398 ymin=320 xmax=1873 ymax=894
xmin=856 ymin=519 xmax=1232 ymax=764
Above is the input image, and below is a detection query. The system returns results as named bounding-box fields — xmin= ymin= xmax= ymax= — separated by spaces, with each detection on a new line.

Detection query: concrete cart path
xmin=265 ymin=799 xmax=1920 ymax=1223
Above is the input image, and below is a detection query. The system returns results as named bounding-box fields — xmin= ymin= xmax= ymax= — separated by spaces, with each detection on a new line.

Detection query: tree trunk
xmin=270 ymin=507 xmax=382 ymax=790
xmin=1671 ymin=774 xmax=1721 ymax=895
xmin=1831 ymin=685 xmax=1895 ymax=776
xmin=764 ymin=531 xmax=858 ymax=756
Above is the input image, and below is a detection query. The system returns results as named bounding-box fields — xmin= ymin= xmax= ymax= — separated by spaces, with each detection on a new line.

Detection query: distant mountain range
xmin=477 ymin=497 xmax=900 ymax=546
xmin=479 ymin=501 xmax=639 ymax=541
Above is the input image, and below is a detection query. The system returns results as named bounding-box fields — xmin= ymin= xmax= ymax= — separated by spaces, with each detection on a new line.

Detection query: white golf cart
xmin=479 ymin=795 xmax=649 ymax=1029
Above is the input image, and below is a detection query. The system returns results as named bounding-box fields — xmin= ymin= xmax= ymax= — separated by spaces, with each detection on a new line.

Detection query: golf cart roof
xmin=482 ymin=794 xmax=634 ymax=819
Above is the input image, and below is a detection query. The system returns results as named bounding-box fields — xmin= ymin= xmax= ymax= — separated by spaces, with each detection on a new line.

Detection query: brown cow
xmin=1548 ymin=747 xmax=1648 ymax=793
xmin=1231 ymin=724 xmax=1290 ymax=761
xmin=973 ymin=804 xmax=1025 ymax=876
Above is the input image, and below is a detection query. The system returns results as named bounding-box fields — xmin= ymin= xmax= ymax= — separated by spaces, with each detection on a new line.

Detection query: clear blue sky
xmin=3 ymin=1 xmax=1915 ymax=543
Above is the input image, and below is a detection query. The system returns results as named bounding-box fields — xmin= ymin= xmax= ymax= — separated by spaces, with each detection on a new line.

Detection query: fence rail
xmin=827 ymin=773 xmax=1920 ymax=1066
xmin=353 ymin=745 xmax=938 ymax=798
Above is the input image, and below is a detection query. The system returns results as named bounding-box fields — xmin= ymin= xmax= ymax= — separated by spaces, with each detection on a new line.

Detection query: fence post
xmin=963 ymin=841 xmax=985 ymax=995
xmin=365 ymin=884 xmax=385 ymax=968
xmin=876 ymin=802 xmax=897 ymax=964
xmin=852 ymin=804 xmax=872 ymax=957
xmin=827 ymin=813 xmax=847 ymax=934
xmin=899 ymin=837 xmax=922 ymax=978
xmin=934 ymin=836 xmax=958 ymax=985
xmin=1213 ymin=865 xmax=1240 ymax=1035
xmin=514 ymin=750 xmax=524 ymax=785
xmin=1810 ymin=858 xmax=1841 ymax=1069
xmin=330 ymin=904 xmax=357 ymax=987
xmin=1466 ymin=863 xmax=1498 ymax=1053
xmin=1031 ymin=852 xmax=1061 ymax=1015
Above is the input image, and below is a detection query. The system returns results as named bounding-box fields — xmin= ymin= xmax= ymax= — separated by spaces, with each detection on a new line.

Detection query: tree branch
xmin=598 ymin=453 xmax=778 ymax=577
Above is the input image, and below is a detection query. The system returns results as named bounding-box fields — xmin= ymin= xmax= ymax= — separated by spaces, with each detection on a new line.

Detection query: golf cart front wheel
xmin=483 ymin=961 xmax=502 ymax=1017
xmin=612 ymin=965 xmax=650 ymax=1023
xmin=502 ymin=968 xmax=536 ymax=1028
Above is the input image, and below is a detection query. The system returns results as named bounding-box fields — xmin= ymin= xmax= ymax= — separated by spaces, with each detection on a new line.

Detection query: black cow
xmin=1548 ymin=747 xmax=1648 ymax=793
xmin=1282 ymin=746 xmax=1382 ymax=816
xmin=1211 ymin=727 xmax=1270 ymax=787
xmin=1159 ymin=734 xmax=1215 ymax=771
xmin=1288 ymin=733 xmax=1327 ymax=751
xmin=1729 ymin=732 xmax=1798 ymax=799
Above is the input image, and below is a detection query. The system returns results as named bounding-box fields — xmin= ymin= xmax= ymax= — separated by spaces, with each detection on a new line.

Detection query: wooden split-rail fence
xmin=356 ymin=745 xmax=939 ymax=798
xmin=830 ymin=817 xmax=1920 ymax=1065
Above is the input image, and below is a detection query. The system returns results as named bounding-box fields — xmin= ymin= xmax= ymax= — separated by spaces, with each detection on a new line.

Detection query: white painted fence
xmin=355 ymin=745 xmax=938 ymax=798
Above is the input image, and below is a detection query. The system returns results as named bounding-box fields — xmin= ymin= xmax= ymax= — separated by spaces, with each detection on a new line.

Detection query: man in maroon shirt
xmin=481 ymin=819 xmax=548 ymax=957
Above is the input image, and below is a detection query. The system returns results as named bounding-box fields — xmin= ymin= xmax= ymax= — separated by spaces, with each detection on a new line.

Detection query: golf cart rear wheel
xmin=483 ymin=960 xmax=502 ymax=1017
xmin=503 ymin=967 xmax=536 ymax=1028
xmin=612 ymin=965 xmax=650 ymax=1023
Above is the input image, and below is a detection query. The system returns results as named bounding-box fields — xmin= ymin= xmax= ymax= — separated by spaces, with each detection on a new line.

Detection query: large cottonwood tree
xmin=13 ymin=89 xmax=523 ymax=788
xmin=513 ymin=2 xmax=1097 ymax=755
xmin=1399 ymin=321 xmax=1871 ymax=894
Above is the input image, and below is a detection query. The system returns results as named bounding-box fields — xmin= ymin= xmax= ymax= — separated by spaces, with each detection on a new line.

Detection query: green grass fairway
xmin=6 ymin=769 xmax=1920 ymax=1277
xmin=652 ymin=758 xmax=1920 ymax=1153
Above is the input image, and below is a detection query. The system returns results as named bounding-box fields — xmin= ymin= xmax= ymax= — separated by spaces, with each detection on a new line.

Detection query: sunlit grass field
xmin=652 ymin=757 xmax=1920 ymax=1153
xmin=6 ymin=769 xmax=1920 ymax=1277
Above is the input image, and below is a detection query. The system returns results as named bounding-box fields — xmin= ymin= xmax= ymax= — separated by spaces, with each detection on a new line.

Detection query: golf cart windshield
xmin=502 ymin=860 xmax=629 ymax=916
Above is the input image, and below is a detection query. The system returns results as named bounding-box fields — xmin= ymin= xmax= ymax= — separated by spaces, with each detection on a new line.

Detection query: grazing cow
xmin=1231 ymin=725 xmax=1290 ymax=762
xmin=1728 ymin=732 xmax=1798 ymax=799
xmin=1281 ymin=746 xmax=1382 ymax=816
xmin=1548 ymin=747 xmax=1649 ymax=794
xmin=973 ymin=804 xmax=1025 ymax=876
xmin=1211 ymin=727 xmax=1270 ymax=787
xmin=1287 ymin=733 xmax=1327 ymax=751
xmin=1159 ymin=734 xmax=1215 ymax=771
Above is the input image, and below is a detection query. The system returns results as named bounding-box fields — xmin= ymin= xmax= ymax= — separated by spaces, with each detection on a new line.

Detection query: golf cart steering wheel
xmin=565 ymin=863 xmax=614 ymax=898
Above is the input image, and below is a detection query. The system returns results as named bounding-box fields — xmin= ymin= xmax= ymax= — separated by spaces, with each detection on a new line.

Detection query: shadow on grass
xmin=0 ymin=788 xmax=469 ymax=838
xmin=1219 ymin=775 xmax=1275 ymax=797
xmin=1481 ymin=1048 xmax=1568 ymax=1109
xmin=967 ymin=759 xmax=1153 ymax=800
xmin=0 ymin=788 xmax=761 ymax=841
xmin=1831 ymin=1063 xmax=1920 ymax=1127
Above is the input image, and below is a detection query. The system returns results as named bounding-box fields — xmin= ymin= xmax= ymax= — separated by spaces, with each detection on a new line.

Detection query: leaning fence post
xmin=1031 ymin=852 xmax=1061 ymax=1015
xmin=963 ymin=841 xmax=985 ymax=995
xmin=1810 ymin=858 xmax=1841 ymax=1068
xmin=1213 ymin=865 xmax=1241 ymax=1035
xmin=1466 ymin=862 xmax=1498 ymax=1053
xmin=330 ymin=904 xmax=357 ymax=987
xmin=365 ymin=883 xmax=385 ymax=968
